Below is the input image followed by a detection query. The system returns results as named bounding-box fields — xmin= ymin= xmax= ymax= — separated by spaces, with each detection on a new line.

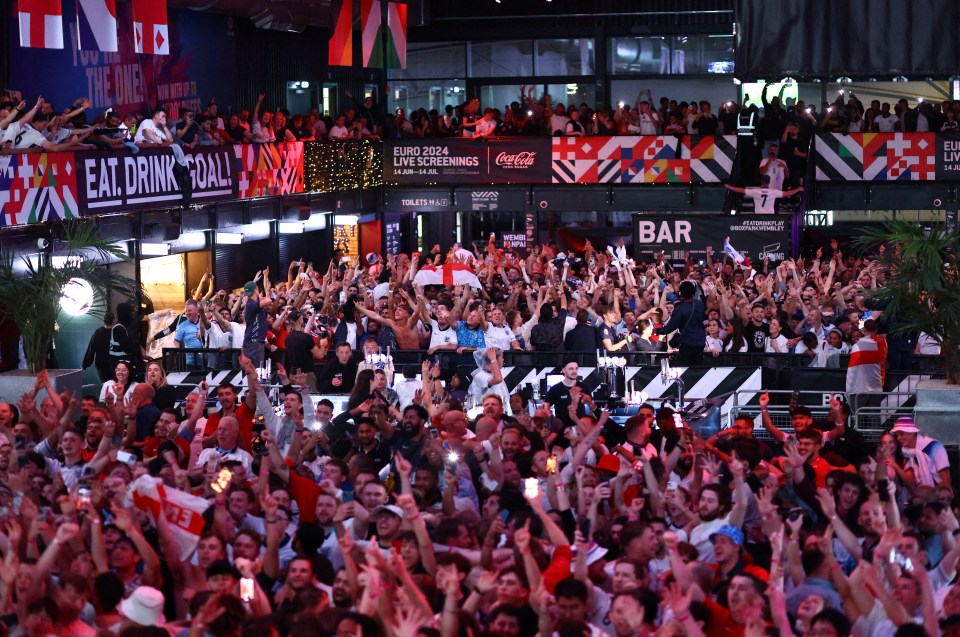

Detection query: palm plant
xmin=0 ymin=221 xmax=135 ymax=373
xmin=855 ymin=221 xmax=959 ymax=384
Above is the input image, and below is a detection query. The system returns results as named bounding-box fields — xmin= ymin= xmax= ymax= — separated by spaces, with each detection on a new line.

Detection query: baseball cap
xmin=243 ymin=281 xmax=257 ymax=296
xmin=371 ymin=505 xmax=404 ymax=518
xmin=891 ymin=417 xmax=919 ymax=434
xmin=709 ymin=525 xmax=744 ymax=547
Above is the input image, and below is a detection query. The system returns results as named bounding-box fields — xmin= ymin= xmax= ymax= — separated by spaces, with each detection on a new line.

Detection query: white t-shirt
xmin=484 ymin=324 xmax=515 ymax=351
xmin=688 ymin=515 xmax=731 ymax=564
xmin=3 ymin=121 xmax=47 ymax=149
xmin=760 ymin=158 xmax=788 ymax=191
xmin=765 ymin=334 xmax=790 ymax=353
xmin=134 ymin=118 xmax=169 ymax=144
xmin=638 ymin=112 xmax=659 ymax=135
xmin=549 ymin=113 xmax=570 ymax=135
xmin=329 ymin=124 xmax=350 ymax=140
xmin=429 ymin=319 xmax=458 ymax=350
xmin=251 ymin=121 xmax=275 ymax=143
xmin=875 ymin=113 xmax=898 ymax=132
xmin=745 ymin=187 xmax=785 ymax=214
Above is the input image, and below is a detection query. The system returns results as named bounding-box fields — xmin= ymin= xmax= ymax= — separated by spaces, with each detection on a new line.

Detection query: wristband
xmin=830 ymin=564 xmax=841 ymax=572
xmin=676 ymin=615 xmax=691 ymax=622
xmin=410 ymin=512 xmax=421 ymax=521
xmin=520 ymin=547 xmax=531 ymax=554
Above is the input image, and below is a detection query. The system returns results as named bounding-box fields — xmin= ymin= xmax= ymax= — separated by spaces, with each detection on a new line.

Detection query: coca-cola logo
xmin=495 ymin=151 xmax=537 ymax=168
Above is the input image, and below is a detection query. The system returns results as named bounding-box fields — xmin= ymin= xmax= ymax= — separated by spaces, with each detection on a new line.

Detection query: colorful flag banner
xmin=328 ymin=0 xmax=353 ymax=66
xmin=133 ymin=0 xmax=169 ymax=55
xmin=386 ymin=1 xmax=407 ymax=69
xmin=18 ymin=0 xmax=64 ymax=49
xmin=360 ymin=0 xmax=381 ymax=67
xmin=77 ymin=0 xmax=118 ymax=52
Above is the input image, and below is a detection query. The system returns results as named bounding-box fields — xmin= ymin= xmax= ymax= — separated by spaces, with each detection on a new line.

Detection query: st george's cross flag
xmin=77 ymin=0 xmax=119 ymax=52
xmin=18 ymin=0 xmax=65 ymax=49
xmin=133 ymin=0 xmax=169 ymax=55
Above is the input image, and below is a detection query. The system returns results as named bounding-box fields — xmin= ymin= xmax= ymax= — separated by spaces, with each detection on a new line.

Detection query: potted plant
xmin=857 ymin=221 xmax=958 ymax=438
xmin=0 ymin=220 xmax=134 ymax=374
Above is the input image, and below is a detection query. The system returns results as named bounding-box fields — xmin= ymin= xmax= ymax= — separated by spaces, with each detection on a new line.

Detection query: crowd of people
xmin=3 ymin=83 xmax=959 ymax=156
xmin=0 ymin=230 xmax=932 ymax=637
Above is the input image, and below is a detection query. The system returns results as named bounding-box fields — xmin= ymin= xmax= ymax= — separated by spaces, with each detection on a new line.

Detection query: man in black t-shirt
xmin=598 ymin=306 xmax=631 ymax=353
xmin=542 ymin=359 xmax=585 ymax=429
xmin=283 ymin=310 xmax=326 ymax=392
xmin=743 ymin=302 xmax=770 ymax=353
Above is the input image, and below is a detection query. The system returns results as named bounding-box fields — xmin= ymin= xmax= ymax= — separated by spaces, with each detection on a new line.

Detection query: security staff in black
xmin=655 ymin=281 xmax=706 ymax=366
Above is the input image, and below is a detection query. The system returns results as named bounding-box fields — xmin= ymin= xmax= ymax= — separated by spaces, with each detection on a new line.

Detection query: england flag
xmin=18 ymin=0 xmax=64 ymax=49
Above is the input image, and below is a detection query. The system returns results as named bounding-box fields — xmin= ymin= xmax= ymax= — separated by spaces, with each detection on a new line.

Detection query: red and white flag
xmin=77 ymin=0 xmax=118 ymax=52
xmin=18 ymin=0 xmax=64 ymax=49
xmin=129 ymin=475 xmax=210 ymax=560
xmin=414 ymin=264 xmax=481 ymax=289
xmin=133 ymin=0 xmax=169 ymax=55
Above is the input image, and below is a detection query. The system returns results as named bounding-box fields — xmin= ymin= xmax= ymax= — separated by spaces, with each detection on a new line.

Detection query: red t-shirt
xmin=288 ymin=460 xmax=321 ymax=524
xmin=203 ymin=402 xmax=256 ymax=451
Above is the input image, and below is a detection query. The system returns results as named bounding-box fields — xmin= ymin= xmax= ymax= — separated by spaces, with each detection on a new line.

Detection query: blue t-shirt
xmin=455 ymin=321 xmax=485 ymax=349
xmin=244 ymin=299 xmax=268 ymax=345
xmin=174 ymin=319 xmax=203 ymax=348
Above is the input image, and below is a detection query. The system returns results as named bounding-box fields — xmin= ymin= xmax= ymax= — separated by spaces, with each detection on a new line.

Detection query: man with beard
xmin=380 ymin=404 xmax=428 ymax=466
xmin=542 ymin=359 xmax=586 ymax=430
xmin=330 ymin=568 xmax=355 ymax=609
xmin=313 ymin=493 xmax=343 ymax=571
xmin=80 ymin=409 xmax=107 ymax=461
xmin=349 ymin=417 xmax=392 ymax=471
xmin=687 ymin=462 xmax=751 ymax=564
xmin=818 ymin=491 xmax=887 ymax=563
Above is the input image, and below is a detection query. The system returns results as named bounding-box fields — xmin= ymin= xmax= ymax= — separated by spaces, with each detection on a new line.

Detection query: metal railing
xmin=160 ymin=347 xmax=944 ymax=375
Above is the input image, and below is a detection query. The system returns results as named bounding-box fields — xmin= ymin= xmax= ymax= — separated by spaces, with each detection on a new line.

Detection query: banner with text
xmin=936 ymin=135 xmax=960 ymax=180
xmin=8 ymin=5 xmax=237 ymax=118
xmin=635 ymin=215 xmax=791 ymax=264
xmin=76 ymin=146 xmax=238 ymax=214
xmin=383 ymin=138 xmax=551 ymax=184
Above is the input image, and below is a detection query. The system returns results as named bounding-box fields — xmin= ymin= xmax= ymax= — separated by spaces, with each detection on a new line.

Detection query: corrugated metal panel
xmin=278 ymin=230 xmax=334 ymax=273
xmin=215 ymin=239 xmax=273 ymax=292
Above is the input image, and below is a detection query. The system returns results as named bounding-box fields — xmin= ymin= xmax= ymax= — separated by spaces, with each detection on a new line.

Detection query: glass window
xmin=610 ymin=78 xmax=736 ymax=112
xmin=609 ymin=36 xmax=671 ymax=74
xmin=470 ymin=40 xmax=534 ymax=77
xmin=672 ymin=35 xmax=734 ymax=75
xmin=388 ymin=80 xmax=467 ymax=115
xmin=388 ymin=42 xmax=466 ymax=80
xmin=544 ymin=84 xmax=596 ymax=111
xmin=609 ymin=35 xmax=734 ymax=75
xmin=536 ymin=39 xmax=595 ymax=76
